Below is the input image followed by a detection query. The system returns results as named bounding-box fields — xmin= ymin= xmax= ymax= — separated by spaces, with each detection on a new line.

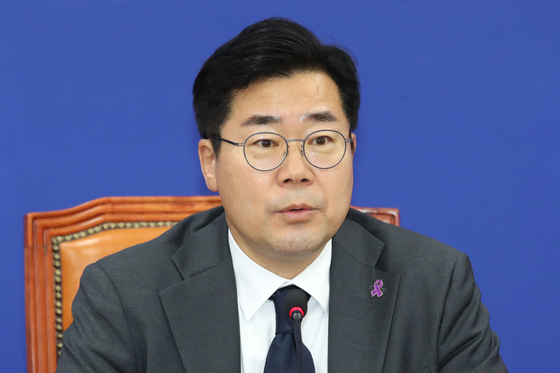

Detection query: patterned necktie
xmin=264 ymin=285 xmax=316 ymax=373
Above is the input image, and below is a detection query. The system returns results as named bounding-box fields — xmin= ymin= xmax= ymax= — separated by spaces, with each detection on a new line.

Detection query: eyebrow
xmin=241 ymin=115 xmax=281 ymax=126
xmin=300 ymin=111 xmax=339 ymax=123
xmin=239 ymin=111 xmax=339 ymax=126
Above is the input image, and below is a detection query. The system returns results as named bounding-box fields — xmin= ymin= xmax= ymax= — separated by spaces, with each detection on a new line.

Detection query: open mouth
xmin=278 ymin=204 xmax=315 ymax=222
xmin=281 ymin=204 xmax=313 ymax=213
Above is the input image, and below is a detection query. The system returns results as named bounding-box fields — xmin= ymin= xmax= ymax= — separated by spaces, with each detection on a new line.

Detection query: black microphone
xmin=284 ymin=287 xmax=309 ymax=373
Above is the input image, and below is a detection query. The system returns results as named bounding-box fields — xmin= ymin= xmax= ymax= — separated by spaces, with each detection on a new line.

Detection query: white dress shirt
xmin=229 ymin=230 xmax=331 ymax=373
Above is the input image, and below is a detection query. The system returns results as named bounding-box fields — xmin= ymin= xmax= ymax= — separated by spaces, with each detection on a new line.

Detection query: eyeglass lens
xmin=243 ymin=130 xmax=348 ymax=171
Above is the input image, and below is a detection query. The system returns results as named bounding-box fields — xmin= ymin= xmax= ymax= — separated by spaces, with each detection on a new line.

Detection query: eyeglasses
xmin=212 ymin=129 xmax=353 ymax=171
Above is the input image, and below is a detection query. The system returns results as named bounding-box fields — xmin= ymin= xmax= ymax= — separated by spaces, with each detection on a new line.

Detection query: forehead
xmin=223 ymin=72 xmax=348 ymax=134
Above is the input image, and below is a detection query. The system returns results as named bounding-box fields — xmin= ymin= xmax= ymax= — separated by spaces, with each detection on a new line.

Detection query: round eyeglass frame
xmin=211 ymin=129 xmax=353 ymax=171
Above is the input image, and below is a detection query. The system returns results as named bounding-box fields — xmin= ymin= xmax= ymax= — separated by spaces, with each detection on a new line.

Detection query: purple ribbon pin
xmin=371 ymin=279 xmax=384 ymax=298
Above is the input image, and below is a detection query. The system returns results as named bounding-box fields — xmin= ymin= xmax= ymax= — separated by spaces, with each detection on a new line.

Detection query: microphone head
xmin=284 ymin=287 xmax=309 ymax=319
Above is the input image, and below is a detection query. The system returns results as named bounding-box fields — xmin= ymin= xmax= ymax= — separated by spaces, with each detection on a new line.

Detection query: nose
xmin=276 ymin=141 xmax=315 ymax=185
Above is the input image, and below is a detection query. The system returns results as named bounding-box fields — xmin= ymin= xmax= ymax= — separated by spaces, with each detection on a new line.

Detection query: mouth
xmin=280 ymin=204 xmax=314 ymax=212
xmin=278 ymin=204 xmax=316 ymax=222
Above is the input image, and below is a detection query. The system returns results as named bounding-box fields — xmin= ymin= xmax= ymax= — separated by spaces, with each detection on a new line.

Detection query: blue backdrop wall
xmin=1 ymin=1 xmax=559 ymax=371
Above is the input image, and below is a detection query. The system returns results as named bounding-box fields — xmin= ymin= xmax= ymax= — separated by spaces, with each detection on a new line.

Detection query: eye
xmin=256 ymin=139 xmax=274 ymax=148
xmin=310 ymin=135 xmax=332 ymax=146
xmin=247 ymin=135 xmax=281 ymax=149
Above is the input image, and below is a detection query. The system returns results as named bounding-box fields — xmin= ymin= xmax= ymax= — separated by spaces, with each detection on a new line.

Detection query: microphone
xmin=285 ymin=287 xmax=308 ymax=320
xmin=284 ymin=288 xmax=309 ymax=373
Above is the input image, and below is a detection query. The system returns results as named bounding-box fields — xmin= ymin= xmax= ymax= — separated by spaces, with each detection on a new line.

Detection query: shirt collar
xmin=229 ymin=229 xmax=331 ymax=321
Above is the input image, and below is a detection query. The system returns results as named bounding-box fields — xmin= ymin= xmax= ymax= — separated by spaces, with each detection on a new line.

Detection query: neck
xmin=242 ymin=247 xmax=323 ymax=279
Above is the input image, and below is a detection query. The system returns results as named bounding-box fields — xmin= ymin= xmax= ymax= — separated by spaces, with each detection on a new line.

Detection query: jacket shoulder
xmin=345 ymin=208 xmax=462 ymax=272
xmin=91 ymin=206 xmax=225 ymax=278
xmin=98 ymin=206 xmax=224 ymax=259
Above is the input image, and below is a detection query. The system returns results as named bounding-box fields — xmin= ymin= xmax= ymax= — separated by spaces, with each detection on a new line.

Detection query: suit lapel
xmin=329 ymin=218 xmax=400 ymax=372
xmin=159 ymin=214 xmax=241 ymax=372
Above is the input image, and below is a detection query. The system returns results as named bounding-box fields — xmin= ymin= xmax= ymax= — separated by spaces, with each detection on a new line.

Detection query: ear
xmin=350 ymin=132 xmax=357 ymax=156
xmin=198 ymin=139 xmax=218 ymax=192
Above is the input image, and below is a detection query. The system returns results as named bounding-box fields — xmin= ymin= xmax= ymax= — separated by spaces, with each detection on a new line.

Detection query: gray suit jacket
xmin=57 ymin=207 xmax=507 ymax=372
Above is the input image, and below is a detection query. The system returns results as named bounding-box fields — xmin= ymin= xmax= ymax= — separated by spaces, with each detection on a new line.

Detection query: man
xmin=57 ymin=18 xmax=507 ymax=372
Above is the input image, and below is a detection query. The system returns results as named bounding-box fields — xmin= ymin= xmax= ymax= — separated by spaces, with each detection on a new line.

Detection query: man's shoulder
xmin=94 ymin=205 xmax=226 ymax=271
xmin=344 ymin=208 xmax=462 ymax=271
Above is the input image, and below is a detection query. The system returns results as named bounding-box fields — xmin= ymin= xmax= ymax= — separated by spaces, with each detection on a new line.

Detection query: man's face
xmin=199 ymin=72 xmax=356 ymax=277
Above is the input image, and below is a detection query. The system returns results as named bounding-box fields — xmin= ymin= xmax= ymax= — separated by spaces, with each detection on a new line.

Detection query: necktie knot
xmin=269 ymin=285 xmax=310 ymax=335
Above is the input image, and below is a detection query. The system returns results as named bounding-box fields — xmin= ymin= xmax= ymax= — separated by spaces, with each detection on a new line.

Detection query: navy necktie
xmin=264 ymin=285 xmax=316 ymax=373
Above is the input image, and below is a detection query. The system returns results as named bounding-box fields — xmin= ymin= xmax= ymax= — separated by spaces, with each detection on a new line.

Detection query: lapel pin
xmin=370 ymin=279 xmax=384 ymax=298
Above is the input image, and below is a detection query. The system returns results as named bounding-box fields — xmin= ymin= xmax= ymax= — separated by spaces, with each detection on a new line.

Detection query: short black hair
xmin=193 ymin=17 xmax=360 ymax=154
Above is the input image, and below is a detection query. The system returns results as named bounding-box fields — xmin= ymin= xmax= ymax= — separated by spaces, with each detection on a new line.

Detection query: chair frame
xmin=24 ymin=196 xmax=399 ymax=373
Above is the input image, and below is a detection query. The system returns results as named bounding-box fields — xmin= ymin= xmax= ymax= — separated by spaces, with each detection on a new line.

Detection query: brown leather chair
xmin=24 ymin=196 xmax=399 ymax=373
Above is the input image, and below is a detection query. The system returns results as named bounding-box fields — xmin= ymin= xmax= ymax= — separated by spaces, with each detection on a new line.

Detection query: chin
xmin=274 ymin=230 xmax=328 ymax=256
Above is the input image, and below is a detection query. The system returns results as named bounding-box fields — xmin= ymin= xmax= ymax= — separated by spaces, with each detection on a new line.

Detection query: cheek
xmin=324 ymin=165 xmax=354 ymax=211
xmin=321 ymin=164 xmax=353 ymax=192
xmin=216 ymin=162 xmax=271 ymax=209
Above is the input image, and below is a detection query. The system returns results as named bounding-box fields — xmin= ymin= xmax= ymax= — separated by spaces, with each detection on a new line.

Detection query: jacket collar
xmin=159 ymin=213 xmax=241 ymax=372
xmin=328 ymin=216 xmax=401 ymax=372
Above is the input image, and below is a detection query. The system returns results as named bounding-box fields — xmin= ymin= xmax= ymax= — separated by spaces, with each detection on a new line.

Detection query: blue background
xmin=1 ymin=1 xmax=559 ymax=371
